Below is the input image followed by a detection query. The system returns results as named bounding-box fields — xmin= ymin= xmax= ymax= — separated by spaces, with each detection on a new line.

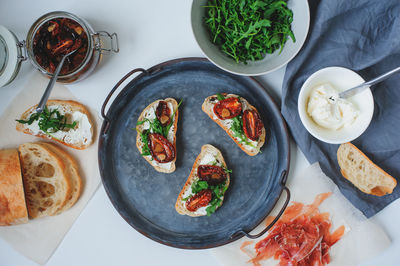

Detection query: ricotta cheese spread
xmin=307 ymin=84 xmax=359 ymax=130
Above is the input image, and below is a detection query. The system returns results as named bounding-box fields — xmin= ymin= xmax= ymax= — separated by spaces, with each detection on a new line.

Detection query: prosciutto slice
xmin=246 ymin=192 xmax=345 ymax=266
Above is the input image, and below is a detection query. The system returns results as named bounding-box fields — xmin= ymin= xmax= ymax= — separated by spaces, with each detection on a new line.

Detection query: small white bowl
xmin=298 ymin=67 xmax=374 ymax=144
xmin=191 ymin=0 xmax=310 ymax=76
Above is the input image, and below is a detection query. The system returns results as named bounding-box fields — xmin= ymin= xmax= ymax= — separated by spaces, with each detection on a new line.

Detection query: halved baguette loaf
xmin=16 ymin=100 xmax=94 ymax=150
xmin=40 ymin=142 xmax=82 ymax=213
xmin=337 ymin=143 xmax=397 ymax=196
xmin=136 ymin=98 xmax=179 ymax=173
xmin=0 ymin=149 xmax=28 ymax=226
xmin=175 ymin=144 xmax=230 ymax=217
xmin=18 ymin=142 xmax=71 ymax=218
xmin=202 ymin=94 xmax=265 ymax=156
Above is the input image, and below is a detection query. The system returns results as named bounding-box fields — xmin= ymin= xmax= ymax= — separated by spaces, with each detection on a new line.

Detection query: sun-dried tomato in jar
xmin=32 ymin=18 xmax=88 ymax=75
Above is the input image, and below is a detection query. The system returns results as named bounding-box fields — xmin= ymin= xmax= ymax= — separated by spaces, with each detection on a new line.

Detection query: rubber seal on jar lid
xmin=0 ymin=25 xmax=22 ymax=87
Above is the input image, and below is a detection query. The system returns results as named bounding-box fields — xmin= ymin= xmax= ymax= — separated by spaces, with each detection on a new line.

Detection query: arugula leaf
xmin=140 ymin=130 xmax=151 ymax=156
xmin=230 ymin=115 xmax=257 ymax=148
xmin=16 ymin=106 xmax=77 ymax=135
xmin=163 ymin=99 xmax=183 ymax=137
xmin=191 ymin=180 xmax=209 ymax=194
xmin=204 ymin=0 xmax=295 ymax=63
xmin=216 ymin=93 xmax=225 ymax=101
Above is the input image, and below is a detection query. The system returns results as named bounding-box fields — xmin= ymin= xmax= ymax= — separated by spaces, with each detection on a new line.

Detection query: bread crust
xmin=0 ymin=149 xmax=28 ymax=226
xmin=175 ymin=144 xmax=230 ymax=217
xmin=136 ymin=98 xmax=179 ymax=173
xmin=202 ymin=94 xmax=265 ymax=156
xmin=39 ymin=142 xmax=82 ymax=213
xmin=337 ymin=142 xmax=397 ymax=196
xmin=16 ymin=100 xmax=94 ymax=150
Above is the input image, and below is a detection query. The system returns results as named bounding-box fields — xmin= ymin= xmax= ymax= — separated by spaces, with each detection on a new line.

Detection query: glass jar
xmin=0 ymin=11 xmax=119 ymax=87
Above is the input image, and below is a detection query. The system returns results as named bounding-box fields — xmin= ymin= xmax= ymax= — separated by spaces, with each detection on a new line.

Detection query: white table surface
xmin=1 ymin=1 xmax=399 ymax=265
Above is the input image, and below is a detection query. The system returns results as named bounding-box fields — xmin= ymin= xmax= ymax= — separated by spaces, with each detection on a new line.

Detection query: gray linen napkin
xmin=281 ymin=0 xmax=400 ymax=217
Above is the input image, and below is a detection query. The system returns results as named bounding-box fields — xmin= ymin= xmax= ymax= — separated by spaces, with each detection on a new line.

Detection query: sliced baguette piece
xmin=16 ymin=100 xmax=94 ymax=150
xmin=18 ymin=142 xmax=71 ymax=218
xmin=202 ymin=93 xmax=265 ymax=156
xmin=136 ymin=98 xmax=179 ymax=173
xmin=0 ymin=149 xmax=28 ymax=226
xmin=175 ymin=144 xmax=230 ymax=217
xmin=39 ymin=142 xmax=82 ymax=213
xmin=337 ymin=143 xmax=397 ymax=196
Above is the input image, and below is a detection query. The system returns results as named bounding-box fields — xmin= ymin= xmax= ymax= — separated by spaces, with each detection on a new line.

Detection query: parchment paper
xmin=212 ymin=163 xmax=391 ymax=266
xmin=0 ymin=73 xmax=101 ymax=265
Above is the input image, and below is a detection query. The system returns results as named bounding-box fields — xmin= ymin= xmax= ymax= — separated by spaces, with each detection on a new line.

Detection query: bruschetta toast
xmin=16 ymin=100 xmax=94 ymax=150
xmin=175 ymin=144 xmax=230 ymax=217
xmin=202 ymin=93 xmax=265 ymax=156
xmin=136 ymin=98 xmax=180 ymax=173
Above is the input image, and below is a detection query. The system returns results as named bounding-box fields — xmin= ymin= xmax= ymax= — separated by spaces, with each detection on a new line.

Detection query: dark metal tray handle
xmin=231 ymin=170 xmax=291 ymax=239
xmin=101 ymin=68 xmax=148 ymax=133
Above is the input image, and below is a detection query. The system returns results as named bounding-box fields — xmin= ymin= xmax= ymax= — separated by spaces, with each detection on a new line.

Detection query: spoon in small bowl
xmin=338 ymin=66 xmax=400 ymax=99
xmin=36 ymin=49 xmax=77 ymax=113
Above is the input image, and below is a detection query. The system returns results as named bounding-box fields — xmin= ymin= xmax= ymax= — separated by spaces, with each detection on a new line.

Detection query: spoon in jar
xmin=36 ymin=49 xmax=77 ymax=113
xmin=338 ymin=66 xmax=400 ymax=99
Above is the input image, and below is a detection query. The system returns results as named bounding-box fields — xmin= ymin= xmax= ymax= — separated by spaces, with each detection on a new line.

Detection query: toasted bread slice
xmin=175 ymin=144 xmax=230 ymax=217
xmin=40 ymin=143 xmax=82 ymax=213
xmin=18 ymin=142 xmax=71 ymax=218
xmin=136 ymin=98 xmax=179 ymax=173
xmin=0 ymin=149 xmax=28 ymax=226
xmin=337 ymin=143 xmax=397 ymax=196
xmin=16 ymin=100 xmax=94 ymax=150
xmin=202 ymin=93 xmax=265 ymax=156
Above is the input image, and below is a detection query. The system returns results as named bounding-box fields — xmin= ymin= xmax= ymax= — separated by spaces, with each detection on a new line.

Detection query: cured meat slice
xmin=244 ymin=192 xmax=345 ymax=266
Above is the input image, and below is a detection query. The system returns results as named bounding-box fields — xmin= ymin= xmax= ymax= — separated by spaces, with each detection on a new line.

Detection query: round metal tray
xmin=98 ymin=58 xmax=290 ymax=249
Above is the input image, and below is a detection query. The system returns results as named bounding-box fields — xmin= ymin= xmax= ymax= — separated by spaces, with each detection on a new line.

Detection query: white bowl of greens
xmin=191 ymin=0 xmax=310 ymax=76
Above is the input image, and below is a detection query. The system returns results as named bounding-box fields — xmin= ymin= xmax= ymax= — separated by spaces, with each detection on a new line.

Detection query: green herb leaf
xmin=216 ymin=93 xmax=225 ymax=101
xmin=140 ymin=130 xmax=151 ymax=156
xmin=229 ymin=115 xmax=257 ymax=148
xmin=204 ymin=0 xmax=295 ymax=63
xmin=191 ymin=180 xmax=209 ymax=194
xmin=163 ymin=99 xmax=183 ymax=137
xmin=16 ymin=106 xmax=77 ymax=135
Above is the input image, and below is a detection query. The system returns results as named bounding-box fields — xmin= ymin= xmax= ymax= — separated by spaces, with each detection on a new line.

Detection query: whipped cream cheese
xmin=307 ymin=84 xmax=359 ymax=130
xmin=25 ymin=105 xmax=92 ymax=146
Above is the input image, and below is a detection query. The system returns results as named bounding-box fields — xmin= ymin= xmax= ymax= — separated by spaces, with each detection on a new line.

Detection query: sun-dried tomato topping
xmin=186 ymin=189 xmax=212 ymax=212
xmin=198 ymin=165 xmax=227 ymax=185
xmin=247 ymin=192 xmax=345 ymax=266
xmin=242 ymin=109 xmax=264 ymax=141
xmin=155 ymin=101 xmax=171 ymax=126
xmin=32 ymin=17 xmax=88 ymax=75
xmin=148 ymin=133 xmax=175 ymax=163
xmin=213 ymin=97 xmax=242 ymax=120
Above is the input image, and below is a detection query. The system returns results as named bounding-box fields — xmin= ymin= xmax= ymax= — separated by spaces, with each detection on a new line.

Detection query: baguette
xmin=136 ymin=98 xmax=179 ymax=173
xmin=0 ymin=149 xmax=28 ymax=226
xmin=337 ymin=143 xmax=397 ymax=196
xmin=202 ymin=93 xmax=265 ymax=156
xmin=40 ymin=143 xmax=82 ymax=213
xmin=18 ymin=142 xmax=71 ymax=218
xmin=175 ymin=144 xmax=230 ymax=217
xmin=16 ymin=100 xmax=94 ymax=150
